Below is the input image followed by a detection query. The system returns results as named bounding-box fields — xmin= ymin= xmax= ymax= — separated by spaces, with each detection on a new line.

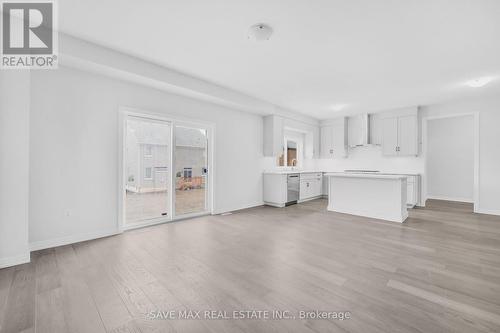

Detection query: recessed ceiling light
xmin=248 ymin=24 xmax=273 ymax=41
xmin=330 ymin=104 xmax=349 ymax=111
xmin=465 ymin=77 xmax=495 ymax=88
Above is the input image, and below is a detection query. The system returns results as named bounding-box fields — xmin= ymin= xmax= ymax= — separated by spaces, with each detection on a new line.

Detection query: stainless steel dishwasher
xmin=286 ymin=174 xmax=300 ymax=205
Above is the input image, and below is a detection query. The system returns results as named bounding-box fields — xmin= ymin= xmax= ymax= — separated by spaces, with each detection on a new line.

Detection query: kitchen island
xmin=325 ymin=173 xmax=408 ymax=223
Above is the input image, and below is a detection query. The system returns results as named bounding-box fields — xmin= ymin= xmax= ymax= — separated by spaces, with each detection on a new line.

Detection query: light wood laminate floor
xmin=1 ymin=199 xmax=500 ymax=333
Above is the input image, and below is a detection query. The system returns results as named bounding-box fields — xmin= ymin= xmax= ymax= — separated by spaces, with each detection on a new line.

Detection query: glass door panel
xmin=174 ymin=125 xmax=208 ymax=216
xmin=125 ymin=117 xmax=171 ymax=224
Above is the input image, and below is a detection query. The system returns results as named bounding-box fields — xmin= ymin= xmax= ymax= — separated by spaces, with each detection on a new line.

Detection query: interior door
xmin=173 ymin=125 xmax=209 ymax=216
xmin=398 ymin=115 xmax=418 ymax=156
xmin=381 ymin=117 xmax=399 ymax=156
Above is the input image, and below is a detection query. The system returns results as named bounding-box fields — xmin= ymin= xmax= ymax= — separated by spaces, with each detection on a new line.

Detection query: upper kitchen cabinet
xmin=263 ymin=115 xmax=284 ymax=157
xmin=381 ymin=107 xmax=419 ymax=156
xmin=320 ymin=117 xmax=347 ymax=158
xmin=369 ymin=113 xmax=382 ymax=146
xmin=348 ymin=114 xmax=369 ymax=148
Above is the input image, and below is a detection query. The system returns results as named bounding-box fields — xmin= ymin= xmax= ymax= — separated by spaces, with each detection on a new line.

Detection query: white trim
xmin=0 ymin=252 xmax=30 ymax=269
xmin=118 ymin=111 xmax=126 ymax=232
xmin=122 ymin=216 xmax=171 ymax=231
xmin=213 ymin=201 xmax=264 ymax=215
xmin=426 ymin=195 xmax=474 ymax=203
xmin=422 ymin=112 xmax=479 ymax=212
xmin=298 ymin=196 xmax=323 ymax=203
xmin=29 ymin=228 xmax=118 ymax=252
xmin=475 ymin=208 xmax=500 ymax=216
xmin=262 ymin=202 xmax=285 ymax=208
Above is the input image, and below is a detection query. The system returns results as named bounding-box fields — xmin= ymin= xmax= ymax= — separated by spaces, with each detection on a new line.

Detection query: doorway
xmin=120 ymin=111 xmax=213 ymax=230
xmin=423 ymin=113 xmax=479 ymax=211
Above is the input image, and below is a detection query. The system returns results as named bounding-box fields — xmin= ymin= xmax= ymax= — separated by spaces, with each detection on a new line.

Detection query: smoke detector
xmin=248 ymin=24 xmax=273 ymax=41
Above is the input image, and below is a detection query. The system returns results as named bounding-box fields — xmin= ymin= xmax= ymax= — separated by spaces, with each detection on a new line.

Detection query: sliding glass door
xmin=173 ymin=125 xmax=209 ymax=216
xmin=122 ymin=113 xmax=211 ymax=228
xmin=125 ymin=116 xmax=171 ymax=225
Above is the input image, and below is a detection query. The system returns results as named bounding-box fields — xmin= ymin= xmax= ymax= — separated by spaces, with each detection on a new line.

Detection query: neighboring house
xmin=126 ymin=120 xmax=170 ymax=193
xmin=126 ymin=122 xmax=207 ymax=193
xmin=175 ymin=127 xmax=207 ymax=191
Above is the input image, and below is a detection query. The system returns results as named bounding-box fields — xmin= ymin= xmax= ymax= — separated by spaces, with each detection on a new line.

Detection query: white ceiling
xmin=59 ymin=0 xmax=500 ymax=119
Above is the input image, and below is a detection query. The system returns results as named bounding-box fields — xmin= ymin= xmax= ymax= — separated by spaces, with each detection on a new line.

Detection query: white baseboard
xmin=214 ymin=201 xmax=264 ymax=215
xmin=29 ymin=228 xmax=119 ymax=252
xmin=0 ymin=252 xmax=30 ymax=269
xmin=426 ymin=195 xmax=474 ymax=203
xmin=475 ymin=208 xmax=500 ymax=216
xmin=298 ymin=195 xmax=323 ymax=203
xmin=263 ymin=201 xmax=285 ymax=208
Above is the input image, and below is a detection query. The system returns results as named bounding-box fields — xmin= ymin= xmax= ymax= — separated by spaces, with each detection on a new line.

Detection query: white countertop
xmin=264 ymin=170 xmax=420 ymax=176
xmin=324 ymin=172 xmax=407 ymax=180
xmin=263 ymin=170 xmax=323 ymax=175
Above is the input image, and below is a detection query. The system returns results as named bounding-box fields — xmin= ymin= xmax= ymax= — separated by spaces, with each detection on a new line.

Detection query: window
xmin=183 ymin=167 xmax=192 ymax=179
xmin=144 ymin=145 xmax=153 ymax=157
xmin=286 ymin=140 xmax=298 ymax=166
xmin=144 ymin=167 xmax=152 ymax=180
xmin=278 ymin=135 xmax=303 ymax=167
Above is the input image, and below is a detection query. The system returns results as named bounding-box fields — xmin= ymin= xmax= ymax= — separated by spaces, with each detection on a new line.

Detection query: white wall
xmin=29 ymin=66 xmax=264 ymax=248
xmin=426 ymin=115 xmax=474 ymax=202
xmin=0 ymin=71 xmax=31 ymax=268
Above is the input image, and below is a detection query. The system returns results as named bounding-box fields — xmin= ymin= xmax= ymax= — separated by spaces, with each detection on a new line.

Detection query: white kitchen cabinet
xmin=299 ymin=181 xmax=312 ymax=200
xmin=398 ymin=115 xmax=418 ymax=156
xmin=381 ymin=114 xmax=418 ymax=156
xmin=263 ymin=115 xmax=284 ymax=157
xmin=406 ymin=175 xmax=420 ymax=207
xmin=369 ymin=113 xmax=382 ymax=145
xmin=381 ymin=117 xmax=399 ymax=156
xmin=348 ymin=114 xmax=368 ymax=148
xmin=320 ymin=118 xmax=347 ymax=158
xmin=263 ymin=173 xmax=287 ymax=207
xmin=299 ymin=173 xmax=322 ymax=201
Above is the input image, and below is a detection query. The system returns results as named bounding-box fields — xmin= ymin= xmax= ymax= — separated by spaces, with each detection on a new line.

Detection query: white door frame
xmin=118 ymin=107 xmax=215 ymax=231
xmin=422 ymin=112 xmax=479 ymax=212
